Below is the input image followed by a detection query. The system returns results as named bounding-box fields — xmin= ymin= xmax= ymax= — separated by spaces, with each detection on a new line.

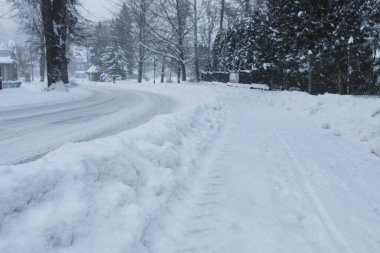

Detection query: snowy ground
xmin=0 ymin=81 xmax=379 ymax=253
xmin=0 ymin=82 xmax=90 ymax=108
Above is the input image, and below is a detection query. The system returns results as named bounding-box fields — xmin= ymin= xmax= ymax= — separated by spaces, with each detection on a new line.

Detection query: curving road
xmin=0 ymin=85 xmax=176 ymax=166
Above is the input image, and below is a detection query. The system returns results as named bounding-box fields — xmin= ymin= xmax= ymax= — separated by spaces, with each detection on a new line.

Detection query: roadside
xmin=143 ymin=88 xmax=380 ymax=253
xmin=0 ymin=82 xmax=90 ymax=109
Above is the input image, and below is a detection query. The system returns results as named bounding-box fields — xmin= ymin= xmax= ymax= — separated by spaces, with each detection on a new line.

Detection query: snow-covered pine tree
xmin=101 ymin=33 xmax=128 ymax=78
xmin=316 ymin=0 xmax=378 ymax=94
xmin=89 ymin=22 xmax=110 ymax=69
xmin=114 ymin=3 xmax=135 ymax=78
xmin=265 ymin=0 xmax=304 ymax=89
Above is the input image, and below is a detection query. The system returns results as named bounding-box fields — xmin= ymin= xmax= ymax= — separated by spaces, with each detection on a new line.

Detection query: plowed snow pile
xmin=0 ymin=97 xmax=224 ymax=253
xmin=250 ymin=91 xmax=380 ymax=157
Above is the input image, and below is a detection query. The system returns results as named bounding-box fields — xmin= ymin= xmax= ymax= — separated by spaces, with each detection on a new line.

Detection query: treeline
xmin=89 ymin=0 xmax=260 ymax=84
xmin=7 ymin=0 xmax=380 ymax=93
xmin=88 ymin=4 xmax=140 ymax=81
xmin=88 ymin=0 xmax=203 ymax=84
xmin=212 ymin=0 xmax=380 ymax=94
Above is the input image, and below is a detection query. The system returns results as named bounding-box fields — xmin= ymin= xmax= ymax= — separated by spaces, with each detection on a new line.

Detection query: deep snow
xmin=0 ymin=82 xmax=90 ymax=109
xmin=0 ymin=81 xmax=379 ymax=253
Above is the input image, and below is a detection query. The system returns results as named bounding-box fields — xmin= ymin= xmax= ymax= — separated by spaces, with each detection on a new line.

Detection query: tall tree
xmin=193 ymin=0 xmax=200 ymax=82
xmin=114 ymin=3 xmax=135 ymax=77
xmin=89 ymin=22 xmax=110 ymax=68
xmin=219 ymin=0 xmax=225 ymax=30
xmin=128 ymin=0 xmax=151 ymax=83
xmin=8 ymin=0 xmax=86 ymax=87
xmin=101 ymin=36 xmax=128 ymax=78
xmin=40 ymin=0 xmax=61 ymax=86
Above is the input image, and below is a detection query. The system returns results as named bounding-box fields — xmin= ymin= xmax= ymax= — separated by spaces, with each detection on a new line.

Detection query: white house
xmin=0 ymin=49 xmax=17 ymax=81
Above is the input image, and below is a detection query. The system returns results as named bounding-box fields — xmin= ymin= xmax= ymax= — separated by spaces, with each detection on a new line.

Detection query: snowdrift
xmin=0 ymin=98 xmax=224 ymax=253
xmin=253 ymin=91 xmax=380 ymax=156
xmin=0 ymin=82 xmax=89 ymax=108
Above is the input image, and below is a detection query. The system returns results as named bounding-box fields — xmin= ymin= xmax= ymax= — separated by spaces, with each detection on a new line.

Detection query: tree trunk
xmin=54 ymin=0 xmax=69 ymax=84
xmin=39 ymin=35 xmax=46 ymax=82
xmin=219 ymin=0 xmax=225 ymax=31
xmin=177 ymin=62 xmax=181 ymax=83
xmin=308 ymin=51 xmax=314 ymax=94
xmin=181 ymin=61 xmax=186 ymax=81
xmin=161 ymin=56 xmax=166 ymax=83
xmin=193 ymin=0 xmax=200 ymax=82
xmin=137 ymin=1 xmax=146 ymax=83
xmin=41 ymin=0 xmax=60 ymax=87
xmin=138 ymin=58 xmax=143 ymax=83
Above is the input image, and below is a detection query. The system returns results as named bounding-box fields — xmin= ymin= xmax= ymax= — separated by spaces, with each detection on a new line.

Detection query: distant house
xmin=86 ymin=65 xmax=101 ymax=82
xmin=68 ymin=46 xmax=89 ymax=79
xmin=0 ymin=49 xmax=17 ymax=81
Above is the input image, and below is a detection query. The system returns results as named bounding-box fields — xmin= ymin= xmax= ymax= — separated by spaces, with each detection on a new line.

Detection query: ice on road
xmin=0 ymin=84 xmax=175 ymax=165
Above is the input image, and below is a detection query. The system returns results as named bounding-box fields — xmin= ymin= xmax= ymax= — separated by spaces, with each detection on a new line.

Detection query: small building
xmin=86 ymin=65 xmax=101 ymax=82
xmin=69 ymin=46 xmax=89 ymax=79
xmin=0 ymin=49 xmax=17 ymax=81
xmin=75 ymin=71 xmax=86 ymax=79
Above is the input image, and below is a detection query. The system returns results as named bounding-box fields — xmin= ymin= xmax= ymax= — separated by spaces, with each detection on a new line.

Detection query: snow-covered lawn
xmin=0 ymin=82 xmax=90 ymax=109
xmin=0 ymin=81 xmax=379 ymax=253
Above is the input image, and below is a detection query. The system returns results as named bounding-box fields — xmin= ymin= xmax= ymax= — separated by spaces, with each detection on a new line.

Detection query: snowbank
xmin=0 ymin=82 xmax=90 ymax=108
xmin=0 ymin=98 xmax=224 ymax=253
xmin=253 ymin=91 xmax=380 ymax=157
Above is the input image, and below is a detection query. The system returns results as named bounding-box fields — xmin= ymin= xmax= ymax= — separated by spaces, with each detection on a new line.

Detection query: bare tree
xmin=127 ymin=0 xmax=152 ymax=83
xmin=145 ymin=0 xmax=193 ymax=82
xmin=219 ymin=0 xmax=225 ymax=30
xmin=193 ymin=0 xmax=200 ymax=82
xmin=200 ymin=0 xmax=218 ymax=69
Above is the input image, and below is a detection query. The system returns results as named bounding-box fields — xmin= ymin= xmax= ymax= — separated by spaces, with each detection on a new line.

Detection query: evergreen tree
xmin=114 ymin=3 xmax=135 ymax=77
xmin=209 ymin=0 xmax=379 ymax=94
xmin=89 ymin=22 xmax=110 ymax=68
xmin=101 ymin=35 xmax=128 ymax=78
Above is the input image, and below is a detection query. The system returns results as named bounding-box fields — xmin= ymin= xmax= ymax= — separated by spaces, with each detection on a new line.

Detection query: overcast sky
xmin=0 ymin=0 xmax=117 ymax=43
xmin=80 ymin=0 xmax=118 ymax=20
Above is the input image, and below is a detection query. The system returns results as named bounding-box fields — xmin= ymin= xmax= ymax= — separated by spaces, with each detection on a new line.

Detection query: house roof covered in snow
xmin=0 ymin=49 xmax=16 ymax=64
xmin=86 ymin=65 xmax=101 ymax=74
xmin=0 ymin=56 xmax=16 ymax=64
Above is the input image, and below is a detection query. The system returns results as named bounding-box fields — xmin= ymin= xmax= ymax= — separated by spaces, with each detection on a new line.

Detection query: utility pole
xmin=153 ymin=57 xmax=158 ymax=84
xmin=308 ymin=50 xmax=314 ymax=95
xmin=30 ymin=45 xmax=34 ymax=82
xmin=347 ymin=36 xmax=353 ymax=94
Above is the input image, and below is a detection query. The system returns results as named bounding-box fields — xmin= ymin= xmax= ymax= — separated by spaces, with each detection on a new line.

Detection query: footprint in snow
xmin=372 ymin=146 xmax=380 ymax=158
xmin=321 ymin=123 xmax=331 ymax=129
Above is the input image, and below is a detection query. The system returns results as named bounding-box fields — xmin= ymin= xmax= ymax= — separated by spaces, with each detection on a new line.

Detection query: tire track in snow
xmin=0 ymin=86 xmax=175 ymax=165
xmin=139 ymin=119 xmax=230 ymax=253
xmin=269 ymin=122 xmax=356 ymax=253
xmin=140 ymin=164 xmax=223 ymax=253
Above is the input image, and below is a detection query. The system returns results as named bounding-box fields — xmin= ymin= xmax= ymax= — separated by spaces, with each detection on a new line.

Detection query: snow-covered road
xmin=0 ymin=85 xmax=175 ymax=165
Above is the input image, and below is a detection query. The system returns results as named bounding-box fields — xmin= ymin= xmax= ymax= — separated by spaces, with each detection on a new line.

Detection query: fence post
xmin=308 ymin=50 xmax=314 ymax=94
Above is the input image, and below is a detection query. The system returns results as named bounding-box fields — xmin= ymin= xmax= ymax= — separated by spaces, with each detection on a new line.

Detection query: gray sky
xmin=80 ymin=0 xmax=117 ymax=20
